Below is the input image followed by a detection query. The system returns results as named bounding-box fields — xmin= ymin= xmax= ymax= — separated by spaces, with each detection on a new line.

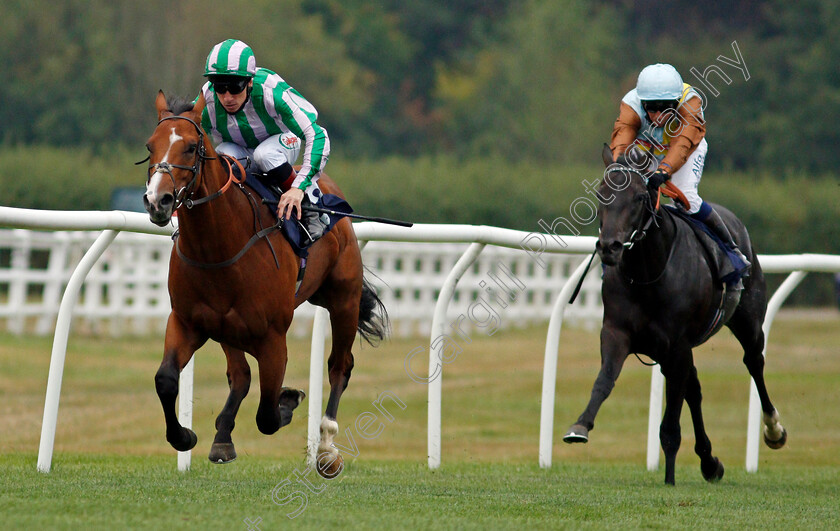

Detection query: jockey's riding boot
xmin=703 ymin=208 xmax=751 ymax=271
xmin=300 ymin=198 xmax=328 ymax=243
xmin=262 ymin=163 xmax=297 ymax=197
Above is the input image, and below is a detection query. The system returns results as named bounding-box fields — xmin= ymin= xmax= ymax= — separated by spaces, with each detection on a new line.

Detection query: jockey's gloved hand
xmin=647 ymin=169 xmax=670 ymax=190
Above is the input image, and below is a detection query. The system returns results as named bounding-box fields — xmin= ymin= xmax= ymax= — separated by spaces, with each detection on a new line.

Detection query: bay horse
xmin=142 ymin=91 xmax=387 ymax=475
xmin=563 ymin=145 xmax=787 ymax=485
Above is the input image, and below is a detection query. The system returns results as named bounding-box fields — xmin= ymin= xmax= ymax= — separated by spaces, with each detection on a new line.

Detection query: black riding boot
xmin=702 ymin=208 xmax=751 ymax=271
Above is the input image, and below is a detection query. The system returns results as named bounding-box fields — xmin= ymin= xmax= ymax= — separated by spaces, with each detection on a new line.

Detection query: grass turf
xmin=1 ymin=312 xmax=839 ymax=528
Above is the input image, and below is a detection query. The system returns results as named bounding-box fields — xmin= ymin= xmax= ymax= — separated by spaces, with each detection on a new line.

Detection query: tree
xmin=434 ymin=0 xmax=623 ymax=164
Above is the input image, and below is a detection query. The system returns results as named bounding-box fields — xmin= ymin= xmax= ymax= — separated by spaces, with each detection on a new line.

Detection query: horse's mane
xmin=165 ymin=95 xmax=196 ymax=116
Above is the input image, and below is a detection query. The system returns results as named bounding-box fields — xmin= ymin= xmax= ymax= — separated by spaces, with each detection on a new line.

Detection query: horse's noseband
xmin=606 ymin=165 xmax=659 ymax=251
xmin=139 ymin=115 xmax=214 ymax=211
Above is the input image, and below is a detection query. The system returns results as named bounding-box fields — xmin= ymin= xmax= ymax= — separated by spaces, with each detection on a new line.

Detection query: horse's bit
xmin=606 ymin=165 xmax=659 ymax=251
xmin=136 ymin=115 xmax=214 ymax=210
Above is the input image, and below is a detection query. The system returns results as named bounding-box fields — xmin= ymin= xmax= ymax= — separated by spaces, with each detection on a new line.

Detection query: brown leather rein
xmin=139 ymin=115 xmax=281 ymax=269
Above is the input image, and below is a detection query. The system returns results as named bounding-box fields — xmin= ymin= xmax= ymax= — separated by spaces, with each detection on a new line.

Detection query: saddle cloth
xmin=664 ymin=205 xmax=747 ymax=345
xmin=664 ymin=205 xmax=748 ymax=287
xmin=241 ymin=170 xmax=352 ymax=258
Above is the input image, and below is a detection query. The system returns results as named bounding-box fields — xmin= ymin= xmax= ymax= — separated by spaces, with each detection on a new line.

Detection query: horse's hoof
xmin=563 ymin=424 xmax=589 ymax=444
xmin=279 ymin=388 xmax=306 ymax=410
xmin=702 ymin=457 xmax=725 ymax=482
xmin=208 ymin=442 xmax=237 ymax=464
xmin=169 ymin=427 xmax=198 ymax=452
xmin=278 ymin=406 xmax=295 ymax=428
xmin=316 ymin=451 xmax=344 ymax=479
xmin=764 ymin=427 xmax=787 ymax=449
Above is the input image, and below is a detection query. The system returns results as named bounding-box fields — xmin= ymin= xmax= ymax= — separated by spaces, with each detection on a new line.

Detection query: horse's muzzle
xmin=144 ymin=192 xmax=174 ymax=227
xmin=596 ymin=238 xmax=623 ymax=266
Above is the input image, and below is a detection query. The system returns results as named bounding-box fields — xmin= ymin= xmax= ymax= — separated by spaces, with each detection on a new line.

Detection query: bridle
xmin=605 ymin=164 xmax=660 ymax=251
xmin=138 ymin=113 xmax=279 ymax=269
xmin=604 ymin=164 xmax=677 ymax=285
xmin=137 ymin=115 xmax=216 ymax=211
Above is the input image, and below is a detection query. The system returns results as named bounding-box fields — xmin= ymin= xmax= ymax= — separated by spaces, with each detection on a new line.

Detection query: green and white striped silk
xmin=200 ymin=68 xmax=329 ymax=191
xmin=204 ymin=39 xmax=256 ymax=77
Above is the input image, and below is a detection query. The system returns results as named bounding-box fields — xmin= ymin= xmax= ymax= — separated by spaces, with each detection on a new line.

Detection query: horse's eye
xmin=185 ymin=144 xmax=197 ymax=154
xmin=635 ymin=193 xmax=648 ymax=203
xmin=145 ymin=144 xmax=152 ymax=152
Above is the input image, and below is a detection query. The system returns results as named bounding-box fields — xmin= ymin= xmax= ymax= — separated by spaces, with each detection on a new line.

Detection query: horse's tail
xmin=358 ymin=275 xmax=390 ymax=346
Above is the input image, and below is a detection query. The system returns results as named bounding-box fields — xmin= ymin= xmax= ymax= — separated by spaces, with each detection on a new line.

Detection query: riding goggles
xmin=642 ymin=99 xmax=679 ymax=113
xmin=212 ymin=77 xmax=250 ymax=95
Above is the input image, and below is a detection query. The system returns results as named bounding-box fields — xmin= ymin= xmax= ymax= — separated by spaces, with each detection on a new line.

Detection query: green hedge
xmin=2 ymin=146 xmax=838 ymax=305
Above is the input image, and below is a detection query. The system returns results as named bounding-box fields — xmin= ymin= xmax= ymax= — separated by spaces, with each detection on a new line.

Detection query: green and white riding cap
xmin=636 ymin=63 xmax=683 ymax=101
xmin=204 ymin=39 xmax=256 ymax=78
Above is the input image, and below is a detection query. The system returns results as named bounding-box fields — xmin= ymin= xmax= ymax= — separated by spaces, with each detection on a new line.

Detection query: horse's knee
xmin=227 ymin=365 xmax=252 ymax=388
xmin=256 ymin=406 xmax=280 ymax=435
xmin=154 ymin=365 xmax=178 ymax=398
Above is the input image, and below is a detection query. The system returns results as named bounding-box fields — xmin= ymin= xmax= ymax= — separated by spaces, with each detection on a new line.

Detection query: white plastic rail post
xmin=538 ymin=252 xmax=601 ymax=468
xmin=428 ymin=242 xmax=485 ymax=469
xmin=37 ymin=230 xmax=119 ymax=473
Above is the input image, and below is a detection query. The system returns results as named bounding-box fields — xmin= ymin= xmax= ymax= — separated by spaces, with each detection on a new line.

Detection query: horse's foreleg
xmin=254 ymin=334 xmax=305 ymax=435
xmin=155 ymin=314 xmax=207 ymax=452
xmin=684 ymin=365 xmax=724 ymax=482
xmin=564 ymin=327 xmax=630 ymax=443
xmin=209 ymin=344 xmax=251 ymax=464
xmin=659 ymin=353 xmax=692 ymax=486
xmin=728 ymin=312 xmax=787 ymax=449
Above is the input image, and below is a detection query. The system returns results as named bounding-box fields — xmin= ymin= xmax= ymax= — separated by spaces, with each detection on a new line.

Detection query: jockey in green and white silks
xmin=198 ymin=39 xmax=331 ymax=237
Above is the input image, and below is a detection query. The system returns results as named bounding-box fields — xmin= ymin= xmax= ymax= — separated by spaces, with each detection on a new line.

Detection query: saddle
xmin=664 ymin=205 xmax=746 ymax=345
xmin=230 ymin=162 xmax=352 ymax=259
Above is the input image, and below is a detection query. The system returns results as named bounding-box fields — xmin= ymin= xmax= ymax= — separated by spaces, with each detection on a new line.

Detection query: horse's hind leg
xmin=684 ymin=365 xmax=724 ymax=482
xmin=209 ymin=345 xmax=251 ymax=464
xmin=155 ymin=314 xmax=207 ymax=452
xmin=313 ymin=288 xmax=360 ymax=478
xmin=727 ymin=309 xmax=787 ymax=449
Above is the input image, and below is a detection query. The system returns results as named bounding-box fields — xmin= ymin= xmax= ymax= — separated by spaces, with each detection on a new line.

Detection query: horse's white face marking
xmin=145 ymin=127 xmax=184 ymax=204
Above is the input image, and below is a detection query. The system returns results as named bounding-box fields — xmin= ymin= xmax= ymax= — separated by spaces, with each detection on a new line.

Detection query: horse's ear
xmin=192 ymin=92 xmax=206 ymax=117
xmin=155 ymin=90 xmax=172 ymax=120
xmin=602 ymin=143 xmax=614 ymax=167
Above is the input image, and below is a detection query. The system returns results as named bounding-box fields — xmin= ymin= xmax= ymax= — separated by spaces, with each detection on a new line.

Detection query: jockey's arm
xmin=610 ymin=102 xmax=642 ymax=161
xmin=658 ymin=96 xmax=706 ymax=174
xmin=289 ymin=119 xmax=328 ymax=191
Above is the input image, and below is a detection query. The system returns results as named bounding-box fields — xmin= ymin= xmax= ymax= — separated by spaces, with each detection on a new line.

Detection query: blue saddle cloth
xmin=243 ymin=172 xmax=352 ymax=258
xmin=664 ymin=205 xmax=749 ymax=287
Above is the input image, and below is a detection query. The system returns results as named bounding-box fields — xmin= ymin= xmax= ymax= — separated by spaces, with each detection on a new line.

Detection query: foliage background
xmin=1 ymin=0 xmax=838 ymax=303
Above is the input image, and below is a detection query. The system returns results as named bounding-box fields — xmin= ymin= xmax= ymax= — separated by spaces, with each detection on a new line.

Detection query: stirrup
xmin=733 ymin=247 xmax=751 ymax=268
xmin=301 ymin=211 xmax=327 ymax=242
xmin=730 ymin=246 xmax=751 ymax=277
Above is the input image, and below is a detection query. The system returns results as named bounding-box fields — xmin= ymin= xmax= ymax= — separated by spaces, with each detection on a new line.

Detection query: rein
xmin=141 ymin=114 xmax=283 ymax=269
xmin=174 ymin=219 xmax=282 ymax=269
xmin=171 ymin=157 xmax=283 ymax=270
xmin=185 ymin=154 xmax=246 ymax=208
xmin=607 ymin=166 xmax=678 ymax=285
